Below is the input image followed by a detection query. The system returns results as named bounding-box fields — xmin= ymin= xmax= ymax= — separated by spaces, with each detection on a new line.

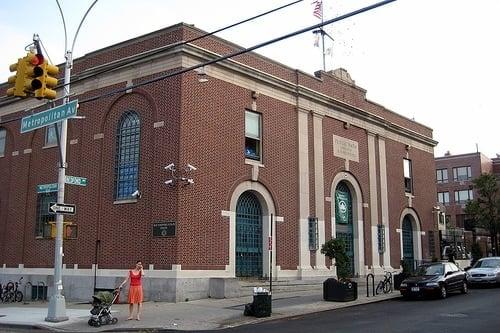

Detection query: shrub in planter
xmin=321 ymin=238 xmax=358 ymax=302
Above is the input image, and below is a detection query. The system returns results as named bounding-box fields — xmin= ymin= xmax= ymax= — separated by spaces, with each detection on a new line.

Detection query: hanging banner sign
xmin=335 ymin=190 xmax=350 ymax=224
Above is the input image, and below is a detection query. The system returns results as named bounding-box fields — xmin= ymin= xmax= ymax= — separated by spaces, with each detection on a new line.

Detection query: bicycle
xmin=1 ymin=277 xmax=23 ymax=303
xmin=376 ymin=271 xmax=392 ymax=295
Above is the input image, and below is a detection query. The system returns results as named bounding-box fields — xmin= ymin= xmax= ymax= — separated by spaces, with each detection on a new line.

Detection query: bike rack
xmin=366 ymin=273 xmax=375 ymax=297
xmin=24 ymin=282 xmax=32 ymax=304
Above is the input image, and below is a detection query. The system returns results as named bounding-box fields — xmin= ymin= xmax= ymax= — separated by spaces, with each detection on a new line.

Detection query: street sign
xmin=20 ymin=100 xmax=78 ymax=133
xmin=37 ymin=183 xmax=58 ymax=193
xmin=36 ymin=176 xmax=87 ymax=193
xmin=48 ymin=202 xmax=76 ymax=215
xmin=65 ymin=175 xmax=87 ymax=187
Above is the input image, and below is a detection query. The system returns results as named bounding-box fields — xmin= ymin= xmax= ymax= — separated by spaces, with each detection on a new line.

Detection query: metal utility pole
xmin=45 ymin=50 xmax=71 ymax=322
xmin=46 ymin=0 xmax=99 ymax=322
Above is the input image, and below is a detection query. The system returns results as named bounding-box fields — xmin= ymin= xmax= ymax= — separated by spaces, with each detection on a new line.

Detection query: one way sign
xmin=48 ymin=202 xmax=76 ymax=215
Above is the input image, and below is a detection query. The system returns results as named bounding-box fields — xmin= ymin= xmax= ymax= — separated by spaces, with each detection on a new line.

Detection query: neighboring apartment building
xmin=435 ymin=152 xmax=499 ymax=257
xmin=0 ymin=23 xmax=438 ymax=302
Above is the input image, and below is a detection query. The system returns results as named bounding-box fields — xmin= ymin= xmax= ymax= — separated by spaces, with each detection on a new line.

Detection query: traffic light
xmin=6 ymin=57 xmax=28 ymax=97
xmin=6 ymin=52 xmax=59 ymax=99
xmin=29 ymin=53 xmax=59 ymax=100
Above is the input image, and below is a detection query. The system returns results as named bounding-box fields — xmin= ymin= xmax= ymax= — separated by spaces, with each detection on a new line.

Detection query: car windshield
xmin=473 ymin=259 xmax=500 ymax=269
xmin=417 ymin=265 xmax=444 ymax=276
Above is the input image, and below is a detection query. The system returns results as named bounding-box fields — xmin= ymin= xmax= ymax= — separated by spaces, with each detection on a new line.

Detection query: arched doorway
xmin=236 ymin=191 xmax=263 ymax=277
xmin=335 ymin=182 xmax=355 ymax=276
xmin=402 ymin=215 xmax=414 ymax=268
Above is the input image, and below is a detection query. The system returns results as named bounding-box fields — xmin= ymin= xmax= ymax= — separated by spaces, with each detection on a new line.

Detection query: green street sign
xmin=65 ymin=175 xmax=87 ymax=187
xmin=37 ymin=183 xmax=58 ymax=193
xmin=37 ymin=176 xmax=87 ymax=193
xmin=20 ymin=100 xmax=78 ymax=133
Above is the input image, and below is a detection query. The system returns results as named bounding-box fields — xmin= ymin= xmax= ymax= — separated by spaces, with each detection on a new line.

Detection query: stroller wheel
xmin=112 ymin=317 xmax=118 ymax=324
xmin=94 ymin=319 xmax=101 ymax=327
xmin=88 ymin=319 xmax=93 ymax=326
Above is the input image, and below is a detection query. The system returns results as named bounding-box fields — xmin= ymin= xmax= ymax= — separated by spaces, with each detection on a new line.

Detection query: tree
xmin=321 ymin=238 xmax=351 ymax=281
xmin=464 ymin=173 xmax=500 ymax=256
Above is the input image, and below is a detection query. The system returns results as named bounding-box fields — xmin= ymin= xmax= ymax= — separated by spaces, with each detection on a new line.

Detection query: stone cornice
xmin=0 ymin=42 xmax=437 ymax=151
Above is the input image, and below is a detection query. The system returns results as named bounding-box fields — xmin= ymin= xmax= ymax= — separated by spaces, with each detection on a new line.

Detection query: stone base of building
xmin=1 ymin=265 xmax=348 ymax=302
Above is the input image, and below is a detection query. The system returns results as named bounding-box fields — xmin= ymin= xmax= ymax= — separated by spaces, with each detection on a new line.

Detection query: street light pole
xmin=46 ymin=0 xmax=99 ymax=322
xmin=45 ymin=50 xmax=72 ymax=322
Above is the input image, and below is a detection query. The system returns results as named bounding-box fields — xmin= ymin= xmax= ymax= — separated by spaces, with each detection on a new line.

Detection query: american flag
xmin=312 ymin=0 xmax=323 ymax=20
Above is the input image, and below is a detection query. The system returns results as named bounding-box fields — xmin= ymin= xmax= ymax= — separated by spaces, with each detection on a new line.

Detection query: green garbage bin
xmin=252 ymin=292 xmax=272 ymax=317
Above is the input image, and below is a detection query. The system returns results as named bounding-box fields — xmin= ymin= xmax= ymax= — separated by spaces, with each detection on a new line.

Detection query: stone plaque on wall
xmin=333 ymin=135 xmax=359 ymax=162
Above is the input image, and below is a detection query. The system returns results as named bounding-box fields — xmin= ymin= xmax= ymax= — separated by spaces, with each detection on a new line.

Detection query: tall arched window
xmin=114 ymin=111 xmax=140 ymax=200
xmin=0 ymin=128 xmax=6 ymax=156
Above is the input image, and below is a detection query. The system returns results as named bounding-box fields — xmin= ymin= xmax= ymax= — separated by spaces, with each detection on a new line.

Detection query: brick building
xmin=435 ymin=152 xmax=500 ymax=257
xmin=0 ymin=23 xmax=438 ymax=301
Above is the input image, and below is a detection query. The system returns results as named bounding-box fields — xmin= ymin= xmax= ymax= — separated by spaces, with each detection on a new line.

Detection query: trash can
xmin=252 ymin=292 xmax=272 ymax=318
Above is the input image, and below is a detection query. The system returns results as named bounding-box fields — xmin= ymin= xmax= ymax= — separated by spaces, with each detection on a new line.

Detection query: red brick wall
xmin=385 ymin=139 xmax=437 ymax=267
xmin=0 ymin=23 xmax=437 ymax=273
xmin=435 ymin=153 xmax=488 ymax=228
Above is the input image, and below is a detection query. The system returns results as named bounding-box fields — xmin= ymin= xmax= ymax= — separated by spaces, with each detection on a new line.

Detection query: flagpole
xmin=321 ymin=2 xmax=326 ymax=71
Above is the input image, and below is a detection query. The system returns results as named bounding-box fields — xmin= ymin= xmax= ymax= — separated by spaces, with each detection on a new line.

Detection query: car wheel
xmin=439 ymin=285 xmax=447 ymax=299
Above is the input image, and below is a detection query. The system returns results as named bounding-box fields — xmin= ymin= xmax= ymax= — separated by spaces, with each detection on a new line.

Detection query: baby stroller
xmin=88 ymin=289 xmax=119 ymax=327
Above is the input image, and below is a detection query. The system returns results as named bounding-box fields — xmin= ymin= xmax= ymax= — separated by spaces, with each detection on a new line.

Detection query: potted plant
xmin=321 ymin=238 xmax=357 ymax=302
xmin=393 ymin=259 xmax=411 ymax=290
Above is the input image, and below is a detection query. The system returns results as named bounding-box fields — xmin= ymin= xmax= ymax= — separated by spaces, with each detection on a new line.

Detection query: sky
xmin=1 ymin=0 xmax=499 ymax=158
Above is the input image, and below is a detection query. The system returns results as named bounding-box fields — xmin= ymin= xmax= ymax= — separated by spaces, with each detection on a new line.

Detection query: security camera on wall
xmin=131 ymin=190 xmax=141 ymax=198
xmin=165 ymin=163 xmax=175 ymax=171
xmin=164 ymin=179 xmax=174 ymax=186
xmin=186 ymin=164 xmax=197 ymax=171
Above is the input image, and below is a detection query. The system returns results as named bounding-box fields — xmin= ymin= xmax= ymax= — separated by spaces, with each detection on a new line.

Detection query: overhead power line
xmin=0 ymin=0 xmax=303 ymax=111
xmin=78 ymin=0 xmax=397 ymax=106
xmin=0 ymin=0 xmax=397 ymax=125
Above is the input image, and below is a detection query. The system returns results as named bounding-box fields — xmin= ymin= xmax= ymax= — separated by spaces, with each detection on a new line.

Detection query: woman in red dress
xmin=119 ymin=260 xmax=144 ymax=320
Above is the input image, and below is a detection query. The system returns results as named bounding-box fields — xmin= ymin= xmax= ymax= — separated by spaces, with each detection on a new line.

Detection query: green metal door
xmin=236 ymin=192 xmax=263 ymax=277
xmin=402 ymin=216 xmax=414 ymax=269
xmin=335 ymin=182 xmax=355 ymax=276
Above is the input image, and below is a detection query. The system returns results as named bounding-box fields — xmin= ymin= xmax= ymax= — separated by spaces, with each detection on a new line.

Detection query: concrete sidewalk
xmin=0 ymin=284 xmax=400 ymax=332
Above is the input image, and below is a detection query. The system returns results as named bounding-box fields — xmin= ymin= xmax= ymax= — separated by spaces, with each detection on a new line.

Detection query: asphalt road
xmin=216 ymin=286 xmax=500 ymax=333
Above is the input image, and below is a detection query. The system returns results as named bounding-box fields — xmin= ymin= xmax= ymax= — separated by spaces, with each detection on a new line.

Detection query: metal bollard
xmin=366 ymin=273 xmax=375 ymax=297
xmin=24 ymin=282 xmax=32 ymax=303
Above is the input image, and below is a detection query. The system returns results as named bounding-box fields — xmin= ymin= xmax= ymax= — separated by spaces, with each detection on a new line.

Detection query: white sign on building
xmin=333 ymin=135 xmax=359 ymax=162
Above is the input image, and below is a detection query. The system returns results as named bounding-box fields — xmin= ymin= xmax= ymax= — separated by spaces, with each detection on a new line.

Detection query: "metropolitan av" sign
xmin=20 ymin=100 xmax=78 ymax=133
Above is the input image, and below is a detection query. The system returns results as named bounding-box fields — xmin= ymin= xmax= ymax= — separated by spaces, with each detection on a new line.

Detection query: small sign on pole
xmin=37 ymin=183 xmax=58 ymax=193
xmin=48 ymin=202 xmax=76 ymax=215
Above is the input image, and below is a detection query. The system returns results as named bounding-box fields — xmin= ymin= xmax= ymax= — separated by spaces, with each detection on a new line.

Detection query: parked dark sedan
xmin=399 ymin=262 xmax=468 ymax=299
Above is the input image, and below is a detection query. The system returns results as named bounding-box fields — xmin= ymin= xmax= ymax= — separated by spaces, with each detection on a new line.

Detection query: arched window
xmin=0 ymin=128 xmax=6 ymax=156
xmin=114 ymin=111 xmax=140 ymax=200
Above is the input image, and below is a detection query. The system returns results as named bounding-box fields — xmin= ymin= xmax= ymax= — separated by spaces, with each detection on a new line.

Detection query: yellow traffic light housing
xmin=6 ymin=57 xmax=29 ymax=97
xmin=5 ymin=52 xmax=59 ymax=99
xmin=33 ymin=60 xmax=59 ymax=100
xmin=49 ymin=221 xmax=77 ymax=239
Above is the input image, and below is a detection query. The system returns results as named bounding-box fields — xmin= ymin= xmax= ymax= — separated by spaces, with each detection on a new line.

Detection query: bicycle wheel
xmin=15 ymin=291 xmax=23 ymax=302
xmin=376 ymin=281 xmax=384 ymax=295
xmin=383 ymin=280 xmax=391 ymax=293
xmin=4 ymin=292 xmax=14 ymax=303
xmin=5 ymin=282 xmax=14 ymax=292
